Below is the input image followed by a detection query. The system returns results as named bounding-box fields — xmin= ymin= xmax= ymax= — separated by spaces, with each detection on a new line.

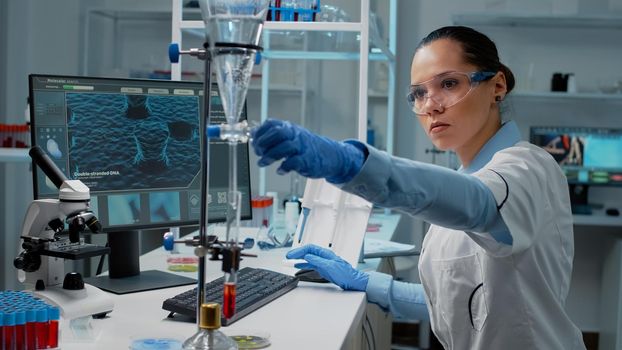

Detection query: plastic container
xmin=566 ymin=73 xmax=577 ymax=93
xmin=284 ymin=201 xmax=300 ymax=239
xmin=265 ymin=191 xmax=279 ymax=221
xmin=250 ymin=196 xmax=274 ymax=228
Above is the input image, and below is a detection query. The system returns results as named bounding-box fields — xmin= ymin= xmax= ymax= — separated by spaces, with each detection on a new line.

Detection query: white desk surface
xmin=61 ymin=213 xmax=401 ymax=350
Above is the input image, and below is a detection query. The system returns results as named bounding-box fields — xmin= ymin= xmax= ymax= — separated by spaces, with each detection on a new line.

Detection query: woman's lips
xmin=429 ymin=123 xmax=450 ymax=134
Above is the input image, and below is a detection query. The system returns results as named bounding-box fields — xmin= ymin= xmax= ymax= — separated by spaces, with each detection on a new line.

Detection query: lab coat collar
xmin=460 ymin=120 xmax=522 ymax=174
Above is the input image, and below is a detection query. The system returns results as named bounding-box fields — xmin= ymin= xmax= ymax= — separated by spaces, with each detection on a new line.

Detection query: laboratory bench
xmin=57 ymin=213 xmax=402 ymax=350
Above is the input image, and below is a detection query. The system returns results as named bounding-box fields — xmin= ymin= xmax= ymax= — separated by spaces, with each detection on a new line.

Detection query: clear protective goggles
xmin=407 ymin=71 xmax=496 ymax=115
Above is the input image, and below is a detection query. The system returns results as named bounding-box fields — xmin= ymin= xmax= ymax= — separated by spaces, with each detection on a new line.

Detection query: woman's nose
xmin=420 ymin=94 xmax=445 ymax=115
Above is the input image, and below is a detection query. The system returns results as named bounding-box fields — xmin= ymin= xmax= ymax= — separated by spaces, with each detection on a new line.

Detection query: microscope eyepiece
xmin=14 ymin=251 xmax=41 ymax=273
xmin=29 ymin=145 xmax=68 ymax=189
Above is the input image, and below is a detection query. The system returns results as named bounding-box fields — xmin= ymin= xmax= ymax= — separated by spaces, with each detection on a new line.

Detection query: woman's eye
xmin=412 ymin=88 xmax=427 ymax=100
xmin=441 ymin=79 xmax=459 ymax=89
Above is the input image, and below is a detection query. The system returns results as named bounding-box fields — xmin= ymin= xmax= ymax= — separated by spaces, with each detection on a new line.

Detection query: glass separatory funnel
xmin=198 ymin=0 xmax=270 ymax=125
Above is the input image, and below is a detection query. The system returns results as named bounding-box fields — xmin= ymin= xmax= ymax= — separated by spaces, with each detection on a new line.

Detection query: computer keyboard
xmin=162 ymin=267 xmax=299 ymax=326
xmin=571 ymin=204 xmax=593 ymax=215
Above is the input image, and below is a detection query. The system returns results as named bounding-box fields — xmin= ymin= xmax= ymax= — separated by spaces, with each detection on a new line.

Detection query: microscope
xmin=14 ymin=146 xmax=114 ymax=319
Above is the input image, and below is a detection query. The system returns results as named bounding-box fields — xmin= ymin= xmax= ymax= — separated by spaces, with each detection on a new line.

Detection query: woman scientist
xmin=251 ymin=26 xmax=585 ymax=349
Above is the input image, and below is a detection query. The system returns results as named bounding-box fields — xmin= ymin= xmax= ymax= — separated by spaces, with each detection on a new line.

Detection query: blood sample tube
xmin=25 ymin=309 xmax=36 ymax=350
xmin=15 ymin=310 xmax=25 ymax=350
xmin=1 ymin=124 xmax=7 ymax=147
xmin=7 ymin=125 xmax=14 ymax=148
xmin=4 ymin=311 xmax=16 ymax=350
xmin=47 ymin=307 xmax=59 ymax=349
xmin=1 ymin=311 xmax=4 ymax=350
xmin=35 ymin=308 xmax=48 ymax=350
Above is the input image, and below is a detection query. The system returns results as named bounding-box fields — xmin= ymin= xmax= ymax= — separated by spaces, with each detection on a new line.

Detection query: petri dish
xmin=228 ymin=330 xmax=271 ymax=349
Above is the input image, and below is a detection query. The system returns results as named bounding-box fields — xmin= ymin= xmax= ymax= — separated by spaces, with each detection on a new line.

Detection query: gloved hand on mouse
xmin=251 ymin=119 xmax=365 ymax=184
xmin=286 ymin=244 xmax=369 ymax=291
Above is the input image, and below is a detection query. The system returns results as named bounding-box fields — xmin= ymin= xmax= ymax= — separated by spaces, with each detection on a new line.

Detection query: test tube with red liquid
xmin=4 ymin=311 xmax=16 ymax=350
xmin=25 ymin=309 xmax=36 ymax=350
xmin=15 ymin=310 xmax=25 ymax=350
xmin=47 ymin=307 xmax=60 ymax=349
xmin=1 ymin=311 xmax=5 ymax=350
xmin=223 ymin=281 xmax=236 ymax=319
xmin=35 ymin=308 xmax=48 ymax=349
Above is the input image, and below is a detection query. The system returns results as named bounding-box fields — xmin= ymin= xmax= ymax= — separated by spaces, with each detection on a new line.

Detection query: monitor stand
xmin=569 ymin=184 xmax=593 ymax=215
xmin=85 ymin=230 xmax=196 ymax=294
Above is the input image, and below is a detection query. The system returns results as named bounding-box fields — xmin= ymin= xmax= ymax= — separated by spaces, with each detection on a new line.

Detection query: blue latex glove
xmin=251 ymin=119 xmax=365 ymax=184
xmin=286 ymin=244 xmax=369 ymax=291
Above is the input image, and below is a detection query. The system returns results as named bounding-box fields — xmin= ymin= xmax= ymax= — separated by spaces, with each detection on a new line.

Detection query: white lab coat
xmin=418 ymin=141 xmax=585 ymax=350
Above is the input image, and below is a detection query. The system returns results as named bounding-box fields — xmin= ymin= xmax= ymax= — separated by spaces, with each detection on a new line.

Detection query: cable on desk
xmin=363 ymin=320 xmax=372 ymax=350
xmin=366 ymin=314 xmax=377 ymax=350
xmin=387 ymin=256 xmax=397 ymax=276
xmin=95 ymin=242 xmax=109 ymax=275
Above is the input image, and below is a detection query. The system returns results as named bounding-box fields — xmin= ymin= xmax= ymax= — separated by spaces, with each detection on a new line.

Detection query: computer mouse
xmin=295 ymin=269 xmax=330 ymax=283
xmin=606 ymin=208 xmax=620 ymax=216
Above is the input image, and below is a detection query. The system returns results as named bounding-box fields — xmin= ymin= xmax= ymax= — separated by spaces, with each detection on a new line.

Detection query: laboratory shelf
xmin=248 ymin=84 xmax=388 ymax=99
xmin=262 ymin=50 xmax=391 ymax=61
xmin=510 ymin=91 xmax=622 ymax=102
xmin=0 ymin=148 xmax=29 ymax=163
xmin=265 ymin=21 xmax=362 ymax=32
xmin=247 ymin=83 xmax=305 ymax=95
xmin=452 ymin=13 xmax=622 ymax=29
xmin=116 ymin=7 xmax=365 ymax=33
xmin=171 ymin=0 xmax=398 ymax=195
xmin=178 ymin=20 xmax=204 ymax=29
xmin=573 ymin=214 xmax=622 ymax=227
xmin=180 ymin=20 xmax=364 ymax=31
xmin=88 ymin=9 xmax=172 ymax=21
xmin=183 ymin=21 xmax=364 ymax=32
xmin=368 ymin=91 xmax=389 ymax=99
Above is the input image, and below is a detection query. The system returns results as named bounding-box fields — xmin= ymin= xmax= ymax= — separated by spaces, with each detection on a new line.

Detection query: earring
xmin=495 ymin=96 xmax=502 ymax=102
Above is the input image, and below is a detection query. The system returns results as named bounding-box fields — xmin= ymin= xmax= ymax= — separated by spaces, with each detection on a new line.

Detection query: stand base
xmin=84 ymin=270 xmax=196 ymax=295
xmin=34 ymin=284 xmax=114 ymax=320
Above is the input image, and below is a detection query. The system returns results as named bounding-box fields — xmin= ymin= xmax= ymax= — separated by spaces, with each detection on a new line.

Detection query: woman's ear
xmin=493 ymin=71 xmax=507 ymax=101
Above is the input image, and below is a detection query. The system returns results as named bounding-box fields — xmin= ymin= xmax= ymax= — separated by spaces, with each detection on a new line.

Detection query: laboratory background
xmin=1 ymin=0 xmax=622 ymax=349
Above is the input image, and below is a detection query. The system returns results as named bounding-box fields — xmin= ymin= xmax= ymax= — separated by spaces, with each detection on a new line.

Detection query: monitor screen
xmin=28 ymin=74 xmax=252 ymax=293
xmin=530 ymin=126 xmax=622 ymax=186
xmin=29 ymin=74 xmax=252 ymax=229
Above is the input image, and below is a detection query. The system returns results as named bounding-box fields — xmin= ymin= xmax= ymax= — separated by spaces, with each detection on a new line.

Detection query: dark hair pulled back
xmin=416 ymin=26 xmax=515 ymax=94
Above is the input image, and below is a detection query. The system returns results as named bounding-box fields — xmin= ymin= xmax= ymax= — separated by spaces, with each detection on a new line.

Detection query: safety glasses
xmin=407 ymin=71 xmax=496 ymax=116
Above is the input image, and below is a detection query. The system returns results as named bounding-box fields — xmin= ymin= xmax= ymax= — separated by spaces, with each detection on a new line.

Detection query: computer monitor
xmin=28 ymin=74 xmax=252 ymax=293
xmin=530 ymin=126 xmax=622 ymax=213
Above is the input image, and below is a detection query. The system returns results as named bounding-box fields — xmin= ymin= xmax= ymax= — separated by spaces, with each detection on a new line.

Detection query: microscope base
xmin=33 ymin=284 xmax=114 ymax=320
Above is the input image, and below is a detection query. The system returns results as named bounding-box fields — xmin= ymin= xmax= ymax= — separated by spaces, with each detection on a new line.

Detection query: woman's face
xmin=410 ymin=39 xmax=504 ymax=155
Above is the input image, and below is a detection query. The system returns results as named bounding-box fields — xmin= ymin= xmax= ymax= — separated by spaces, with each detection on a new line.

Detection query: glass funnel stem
xmin=223 ymin=143 xmax=242 ymax=319
xmin=225 ymin=143 xmax=240 ymax=245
